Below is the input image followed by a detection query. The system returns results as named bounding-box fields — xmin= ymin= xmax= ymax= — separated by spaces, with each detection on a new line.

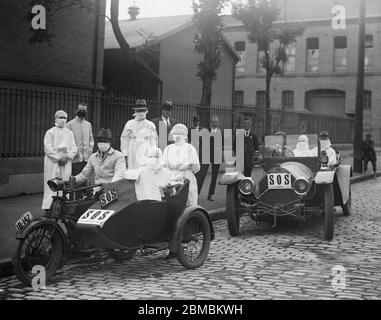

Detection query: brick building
xmin=223 ymin=0 xmax=381 ymax=144
xmin=0 ymin=0 xmax=106 ymax=197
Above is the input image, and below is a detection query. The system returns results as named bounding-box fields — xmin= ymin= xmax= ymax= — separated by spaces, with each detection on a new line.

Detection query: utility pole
xmin=353 ymin=0 xmax=366 ymax=173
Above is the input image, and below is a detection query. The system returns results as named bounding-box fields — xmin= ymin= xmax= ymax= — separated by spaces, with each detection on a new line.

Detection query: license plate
xmin=15 ymin=212 xmax=33 ymax=232
xmin=267 ymin=173 xmax=292 ymax=189
xmin=99 ymin=190 xmax=118 ymax=207
xmin=77 ymin=209 xmax=116 ymax=227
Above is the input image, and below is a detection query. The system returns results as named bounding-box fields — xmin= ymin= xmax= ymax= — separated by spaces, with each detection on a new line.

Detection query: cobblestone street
xmin=1 ymin=178 xmax=381 ymax=300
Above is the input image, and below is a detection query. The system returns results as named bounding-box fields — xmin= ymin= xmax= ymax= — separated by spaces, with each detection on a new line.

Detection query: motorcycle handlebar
xmin=47 ymin=178 xmax=103 ymax=193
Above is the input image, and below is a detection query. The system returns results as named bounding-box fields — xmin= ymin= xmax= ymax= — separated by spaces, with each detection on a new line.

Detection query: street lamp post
xmin=353 ymin=0 xmax=366 ymax=173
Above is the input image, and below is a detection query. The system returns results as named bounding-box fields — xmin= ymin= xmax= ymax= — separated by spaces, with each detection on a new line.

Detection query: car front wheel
xmin=324 ymin=184 xmax=334 ymax=241
xmin=226 ymin=184 xmax=240 ymax=236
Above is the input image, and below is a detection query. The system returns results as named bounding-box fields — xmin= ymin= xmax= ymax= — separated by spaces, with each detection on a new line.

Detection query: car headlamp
xmin=252 ymin=151 xmax=263 ymax=168
xmin=293 ymin=178 xmax=310 ymax=196
xmin=238 ymin=178 xmax=255 ymax=195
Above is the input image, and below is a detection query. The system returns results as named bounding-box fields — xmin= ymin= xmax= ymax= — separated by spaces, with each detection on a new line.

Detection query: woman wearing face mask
xmin=120 ymin=100 xmax=158 ymax=169
xmin=131 ymin=147 xmax=178 ymax=202
xmin=42 ymin=110 xmax=77 ymax=210
xmin=74 ymin=128 xmax=127 ymax=187
xmin=293 ymin=135 xmax=311 ymax=157
xmin=162 ymin=124 xmax=200 ymax=206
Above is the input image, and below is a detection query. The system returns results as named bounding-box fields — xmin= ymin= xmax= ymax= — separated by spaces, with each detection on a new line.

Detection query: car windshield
xmin=263 ymin=134 xmax=319 ymax=159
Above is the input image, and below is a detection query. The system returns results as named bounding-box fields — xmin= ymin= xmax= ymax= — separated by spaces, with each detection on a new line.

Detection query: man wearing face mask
xmin=311 ymin=131 xmax=337 ymax=166
xmin=42 ymin=110 xmax=77 ymax=210
xmin=120 ymin=100 xmax=158 ymax=169
xmin=66 ymin=103 xmax=94 ymax=175
xmin=75 ymin=128 xmax=126 ymax=186
xmin=162 ymin=124 xmax=200 ymax=206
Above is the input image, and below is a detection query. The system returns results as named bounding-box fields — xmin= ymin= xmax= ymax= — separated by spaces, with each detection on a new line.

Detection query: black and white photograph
xmin=0 ymin=0 xmax=381 ymax=306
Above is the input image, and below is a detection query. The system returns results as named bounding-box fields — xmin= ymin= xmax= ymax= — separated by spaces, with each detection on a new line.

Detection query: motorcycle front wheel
xmin=13 ymin=223 xmax=65 ymax=286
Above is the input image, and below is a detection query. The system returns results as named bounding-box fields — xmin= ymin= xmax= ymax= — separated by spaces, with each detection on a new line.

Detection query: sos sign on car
xmin=267 ymin=173 xmax=292 ymax=189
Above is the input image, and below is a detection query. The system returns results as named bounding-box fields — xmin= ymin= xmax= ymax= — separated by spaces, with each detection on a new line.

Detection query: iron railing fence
xmin=0 ymin=86 xmax=354 ymax=157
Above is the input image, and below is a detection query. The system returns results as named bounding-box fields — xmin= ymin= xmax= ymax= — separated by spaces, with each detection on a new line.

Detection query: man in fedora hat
xmin=75 ymin=128 xmax=126 ymax=186
xmin=120 ymin=99 xmax=158 ymax=169
xmin=152 ymin=100 xmax=178 ymax=149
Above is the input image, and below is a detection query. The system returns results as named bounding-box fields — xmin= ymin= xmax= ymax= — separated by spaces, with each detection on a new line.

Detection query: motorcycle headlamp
xmin=47 ymin=178 xmax=64 ymax=192
xmin=238 ymin=178 xmax=255 ymax=195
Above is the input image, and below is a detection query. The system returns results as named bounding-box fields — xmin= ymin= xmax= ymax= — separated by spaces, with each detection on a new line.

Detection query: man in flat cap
xmin=75 ymin=128 xmax=126 ymax=186
xmin=42 ymin=110 xmax=77 ymax=210
xmin=120 ymin=99 xmax=158 ymax=169
xmin=152 ymin=100 xmax=178 ymax=149
xmin=362 ymin=133 xmax=377 ymax=177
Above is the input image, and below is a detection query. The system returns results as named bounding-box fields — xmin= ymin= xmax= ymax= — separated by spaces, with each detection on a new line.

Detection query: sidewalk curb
xmin=0 ymin=172 xmax=378 ymax=279
xmin=0 ymin=258 xmax=13 ymax=278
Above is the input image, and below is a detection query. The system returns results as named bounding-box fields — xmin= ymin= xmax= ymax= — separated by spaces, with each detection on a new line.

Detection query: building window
xmin=365 ymin=35 xmax=373 ymax=71
xmin=234 ymin=41 xmax=246 ymax=73
xmin=364 ymin=91 xmax=372 ymax=109
xmin=333 ymin=36 xmax=347 ymax=72
xmin=283 ymin=45 xmax=296 ymax=72
xmin=365 ymin=34 xmax=373 ymax=48
xmin=282 ymin=91 xmax=294 ymax=109
xmin=257 ymin=44 xmax=266 ymax=74
xmin=306 ymin=37 xmax=319 ymax=72
xmin=234 ymin=41 xmax=246 ymax=52
xmin=234 ymin=90 xmax=244 ymax=106
xmin=256 ymin=91 xmax=266 ymax=108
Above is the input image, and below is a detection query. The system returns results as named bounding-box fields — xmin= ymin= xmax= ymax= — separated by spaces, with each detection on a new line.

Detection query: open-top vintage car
xmin=220 ymin=134 xmax=352 ymax=241
xmin=13 ymin=177 xmax=214 ymax=286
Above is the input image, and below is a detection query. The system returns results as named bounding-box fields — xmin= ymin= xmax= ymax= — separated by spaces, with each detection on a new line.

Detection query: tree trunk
xmin=200 ymin=77 xmax=212 ymax=106
xmin=200 ymin=42 xmax=213 ymax=107
xmin=110 ymin=0 xmax=129 ymax=54
xmin=265 ymin=75 xmax=272 ymax=135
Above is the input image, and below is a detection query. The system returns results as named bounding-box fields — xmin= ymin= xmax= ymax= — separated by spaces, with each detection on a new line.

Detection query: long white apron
xmin=120 ymin=119 xmax=157 ymax=169
xmin=42 ymin=126 xmax=77 ymax=209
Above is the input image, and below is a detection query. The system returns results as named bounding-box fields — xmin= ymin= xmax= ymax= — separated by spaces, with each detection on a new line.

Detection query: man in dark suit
xmin=362 ymin=133 xmax=377 ymax=176
xmin=242 ymin=117 xmax=259 ymax=177
xmin=207 ymin=115 xmax=223 ymax=201
xmin=152 ymin=100 xmax=178 ymax=149
xmin=189 ymin=115 xmax=209 ymax=194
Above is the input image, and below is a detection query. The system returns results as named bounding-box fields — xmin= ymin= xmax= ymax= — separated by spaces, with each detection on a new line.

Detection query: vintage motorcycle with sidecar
xmin=220 ymin=133 xmax=352 ymax=241
xmin=12 ymin=177 xmax=214 ymax=286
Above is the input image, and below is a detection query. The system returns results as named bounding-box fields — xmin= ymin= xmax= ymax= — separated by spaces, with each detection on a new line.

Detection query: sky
xmin=106 ymin=0 xmax=233 ymax=19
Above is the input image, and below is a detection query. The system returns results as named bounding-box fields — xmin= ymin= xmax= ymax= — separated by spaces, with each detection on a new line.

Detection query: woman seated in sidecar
xmin=124 ymin=146 xmax=183 ymax=202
